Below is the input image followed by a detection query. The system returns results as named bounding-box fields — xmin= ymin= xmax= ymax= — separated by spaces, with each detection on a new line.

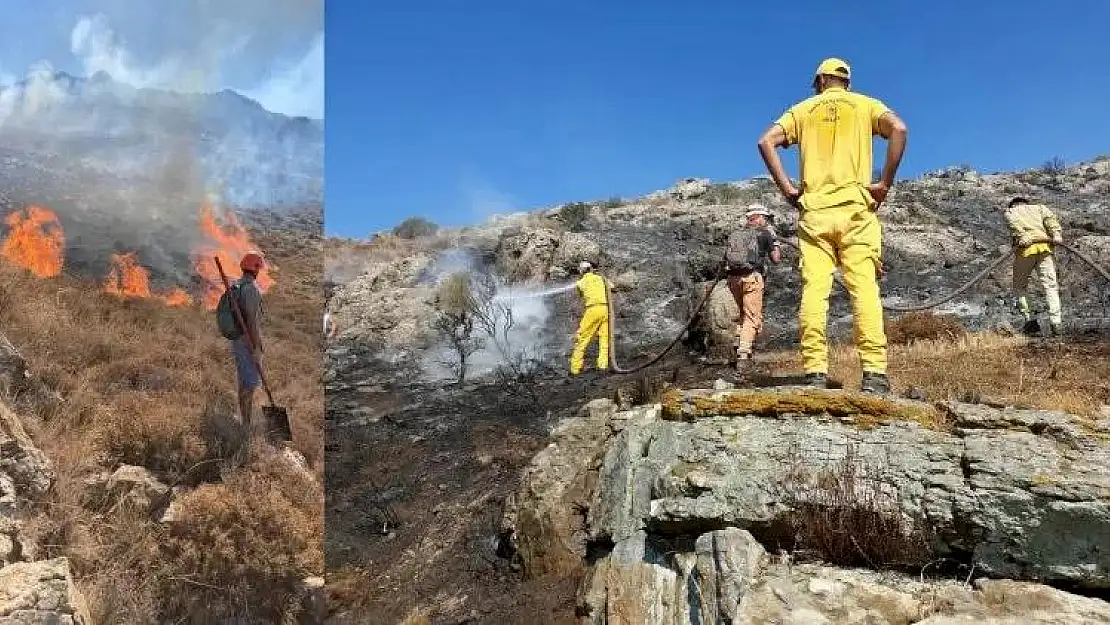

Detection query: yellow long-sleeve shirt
xmin=576 ymin=272 xmax=608 ymax=307
xmin=1004 ymin=202 xmax=1062 ymax=257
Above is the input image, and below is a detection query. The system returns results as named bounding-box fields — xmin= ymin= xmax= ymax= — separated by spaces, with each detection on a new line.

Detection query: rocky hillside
xmin=1 ymin=209 xmax=324 ymax=624
xmin=325 ymin=157 xmax=1110 ymax=623
xmin=329 ymin=156 xmax=1110 ymax=381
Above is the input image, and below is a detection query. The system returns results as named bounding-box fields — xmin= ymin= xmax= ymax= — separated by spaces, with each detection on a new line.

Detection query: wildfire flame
xmin=102 ymin=252 xmax=193 ymax=307
xmin=3 ymin=201 xmax=273 ymax=311
xmin=1 ymin=206 xmax=65 ymax=278
xmin=191 ymin=203 xmax=275 ymax=310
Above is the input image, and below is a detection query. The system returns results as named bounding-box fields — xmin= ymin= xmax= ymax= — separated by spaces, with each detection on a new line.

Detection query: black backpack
xmin=216 ymin=284 xmax=244 ymax=340
xmin=724 ymin=228 xmax=764 ymax=273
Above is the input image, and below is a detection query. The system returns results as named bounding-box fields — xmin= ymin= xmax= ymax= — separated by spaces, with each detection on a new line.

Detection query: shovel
xmin=214 ymin=256 xmax=293 ymax=444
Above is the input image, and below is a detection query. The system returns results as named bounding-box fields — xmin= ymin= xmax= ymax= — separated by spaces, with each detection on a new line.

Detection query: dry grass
xmin=0 ymin=220 xmax=323 ymax=624
xmin=662 ymin=388 xmax=948 ymax=431
xmin=884 ymin=311 xmax=966 ymax=346
xmin=775 ymin=443 xmax=935 ymax=570
xmin=766 ymin=331 xmax=1110 ymax=417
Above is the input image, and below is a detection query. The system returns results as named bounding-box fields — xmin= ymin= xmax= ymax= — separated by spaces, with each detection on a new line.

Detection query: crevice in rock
xmin=644 ymin=516 xmax=731 ymax=539
xmin=584 ymin=537 xmax=614 ymax=566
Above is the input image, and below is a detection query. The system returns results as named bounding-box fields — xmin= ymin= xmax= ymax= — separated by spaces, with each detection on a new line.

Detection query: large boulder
xmin=507 ymin=387 xmax=1110 ymax=625
xmin=0 ymin=557 xmax=92 ymax=625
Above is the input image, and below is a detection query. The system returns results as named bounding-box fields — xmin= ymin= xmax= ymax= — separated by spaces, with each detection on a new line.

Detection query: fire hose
xmin=601 ymin=237 xmax=1110 ymax=375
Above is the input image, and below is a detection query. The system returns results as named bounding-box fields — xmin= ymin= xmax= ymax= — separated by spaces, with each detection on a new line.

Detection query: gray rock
xmin=691 ymin=528 xmax=766 ymax=623
xmin=83 ymin=464 xmax=169 ymax=516
xmin=0 ymin=557 xmax=92 ymax=624
xmin=0 ymin=404 xmax=52 ymax=521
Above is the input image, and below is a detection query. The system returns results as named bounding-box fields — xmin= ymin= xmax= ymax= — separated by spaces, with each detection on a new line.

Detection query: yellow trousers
xmin=797 ymin=202 xmax=887 ymax=375
xmin=570 ymin=304 xmax=609 ymax=374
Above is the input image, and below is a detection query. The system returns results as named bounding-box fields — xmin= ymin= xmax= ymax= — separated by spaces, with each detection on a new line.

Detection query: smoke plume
xmin=418 ymin=248 xmax=574 ymax=382
xmin=0 ymin=7 xmax=322 ymax=290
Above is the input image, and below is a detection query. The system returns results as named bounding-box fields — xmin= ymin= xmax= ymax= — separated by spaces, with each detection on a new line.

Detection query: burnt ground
xmin=322 ymin=339 xmax=801 ymax=625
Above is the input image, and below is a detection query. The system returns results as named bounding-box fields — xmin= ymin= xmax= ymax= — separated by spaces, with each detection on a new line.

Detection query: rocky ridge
xmin=501 ymin=386 xmax=1110 ymax=624
xmin=329 ymin=157 xmax=1110 ymax=375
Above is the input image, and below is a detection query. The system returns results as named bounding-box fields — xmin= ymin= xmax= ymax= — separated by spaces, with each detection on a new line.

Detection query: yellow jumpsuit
xmin=775 ymin=86 xmax=892 ymax=375
xmin=569 ymin=272 xmax=609 ymax=374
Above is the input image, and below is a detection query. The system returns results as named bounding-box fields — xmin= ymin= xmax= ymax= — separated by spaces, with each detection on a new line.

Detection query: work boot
xmin=860 ymin=372 xmax=891 ymax=395
xmin=1021 ymin=318 xmax=1041 ymax=336
xmin=1049 ymin=321 xmax=1063 ymax=337
xmin=803 ymin=373 xmax=829 ymax=389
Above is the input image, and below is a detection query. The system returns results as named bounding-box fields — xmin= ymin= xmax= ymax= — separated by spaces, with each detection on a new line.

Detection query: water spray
xmin=491 ymin=281 xmax=576 ymax=302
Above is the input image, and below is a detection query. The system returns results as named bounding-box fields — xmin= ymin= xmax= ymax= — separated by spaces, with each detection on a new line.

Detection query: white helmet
xmin=745 ymin=203 xmax=772 ymax=218
xmin=578 ymin=261 xmax=593 ymax=273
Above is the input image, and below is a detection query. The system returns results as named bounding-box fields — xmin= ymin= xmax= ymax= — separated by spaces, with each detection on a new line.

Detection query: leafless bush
xmin=1041 ymin=157 xmax=1066 ymax=176
xmin=778 ymin=443 xmax=934 ymax=569
xmin=433 ymin=273 xmax=485 ymax=384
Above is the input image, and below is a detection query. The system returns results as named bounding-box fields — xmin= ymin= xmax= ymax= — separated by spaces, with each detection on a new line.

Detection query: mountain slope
xmin=324 ymin=156 xmax=1110 ymax=623
xmin=0 ymin=70 xmax=323 ymax=212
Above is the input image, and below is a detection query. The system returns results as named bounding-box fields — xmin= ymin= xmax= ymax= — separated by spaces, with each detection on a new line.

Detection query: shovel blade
xmin=262 ymin=405 xmax=292 ymax=443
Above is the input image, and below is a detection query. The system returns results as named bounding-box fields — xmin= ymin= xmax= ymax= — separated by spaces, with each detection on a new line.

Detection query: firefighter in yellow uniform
xmin=569 ymin=261 xmax=610 ymax=375
xmin=1003 ymin=197 xmax=1064 ymax=336
xmin=757 ymin=58 xmax=908 ymax=394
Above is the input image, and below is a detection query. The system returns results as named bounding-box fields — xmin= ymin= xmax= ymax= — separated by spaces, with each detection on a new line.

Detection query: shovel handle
xmin=214 ymin=256 xmax=277 ymax=406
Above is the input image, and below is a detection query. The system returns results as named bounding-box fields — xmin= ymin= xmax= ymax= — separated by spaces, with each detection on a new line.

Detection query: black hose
xmin=603 ymin=265 xmax=727 ymax=375
xmin=596 ymin=236 xmax=1110 ymax=376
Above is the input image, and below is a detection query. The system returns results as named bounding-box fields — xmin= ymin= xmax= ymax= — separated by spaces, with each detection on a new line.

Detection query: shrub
xmin=776 ymin=444 xmax=934 ymax=569
xmin=558 ymin=202 xmax=591 ymax=232
xmin=885 ymin=311 xmax=965 ymax=345
xmin=392 ymin=216 xmax=439 ymax=239
xmin=702 ymin=183 xmax=746 ymax=205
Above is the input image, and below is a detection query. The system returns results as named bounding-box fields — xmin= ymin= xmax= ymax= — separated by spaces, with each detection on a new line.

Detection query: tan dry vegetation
xmin=0 ymin=222 xmax=323 ymax=624
xmin=766 ymin=331 xmax=1110 ymax=417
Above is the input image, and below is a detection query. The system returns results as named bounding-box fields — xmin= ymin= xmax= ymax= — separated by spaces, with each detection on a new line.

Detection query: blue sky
xmin=0 ymin=0 xmax=322 ymax=118
xmin=326 ymin=0 xmax=1110 ymax=238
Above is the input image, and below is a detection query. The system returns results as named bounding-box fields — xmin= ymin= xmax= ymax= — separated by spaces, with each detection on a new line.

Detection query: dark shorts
xmin=232 ymin=338 xmax=260 ymax=390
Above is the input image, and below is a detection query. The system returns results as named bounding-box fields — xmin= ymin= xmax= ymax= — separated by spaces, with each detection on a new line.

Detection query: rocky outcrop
xmin=504 ymin=387 xmax=1110 ymax=624
xmin=0 ymin=558 xmax=92 ymax=625
xmin=83 ymin=464 xmax=170 ymax=517
xmin=0 ymin=404 xmax=41 ymax=564
xmin=1 ymin=401 xmax=93 ymax=624
xmin=0 ymin=403 xmax=52 ymax=530
xmin=580 ymin=530 xmax=1110 ymax=624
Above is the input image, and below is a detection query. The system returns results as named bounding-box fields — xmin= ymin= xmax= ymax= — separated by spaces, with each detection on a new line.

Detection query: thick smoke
xmin=0 ymin=8 xmax=322 ymax=288
xmin=418 ymin=248 xmax=575 ymax=382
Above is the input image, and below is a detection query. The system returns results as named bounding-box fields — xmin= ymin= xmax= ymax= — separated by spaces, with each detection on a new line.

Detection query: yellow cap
xmin=814 ymin=57 xmax=851 ymax=81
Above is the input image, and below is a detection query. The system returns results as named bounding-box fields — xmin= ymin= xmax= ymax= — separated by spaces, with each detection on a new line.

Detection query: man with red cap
xmin=233 ymin=251 xmax=266 ymax=426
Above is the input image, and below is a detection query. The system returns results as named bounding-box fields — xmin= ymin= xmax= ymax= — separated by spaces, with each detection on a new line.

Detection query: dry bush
xmin=0 ymin=217 xmax=323 ymax=624
xmin=158 ymin=449 xmax=323 ymax=623
xmin=766 ymin=331 xmax=1110 ymax=416
xmin=884 ymin=311 xmax=965 ymax=345
xmin=777 ymin=443 xmax=934 ymax=569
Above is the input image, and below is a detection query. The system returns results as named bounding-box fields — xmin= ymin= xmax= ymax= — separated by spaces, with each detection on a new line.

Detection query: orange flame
xmin=191 ymin=203 xmax=275 ymax=310
xmin=103 ymin=251 xmax=194 ymax=307
xmin=161 ymin=288 xmax=193 ymax=307
xmin=104 ymin=252 xmax=152 ymax=298
xmin=1 ymin=206 xmax=65 ymax=278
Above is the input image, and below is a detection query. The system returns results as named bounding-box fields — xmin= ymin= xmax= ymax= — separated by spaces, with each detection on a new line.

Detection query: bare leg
xmin=239 ymin=387 xmax=255 ymax=427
